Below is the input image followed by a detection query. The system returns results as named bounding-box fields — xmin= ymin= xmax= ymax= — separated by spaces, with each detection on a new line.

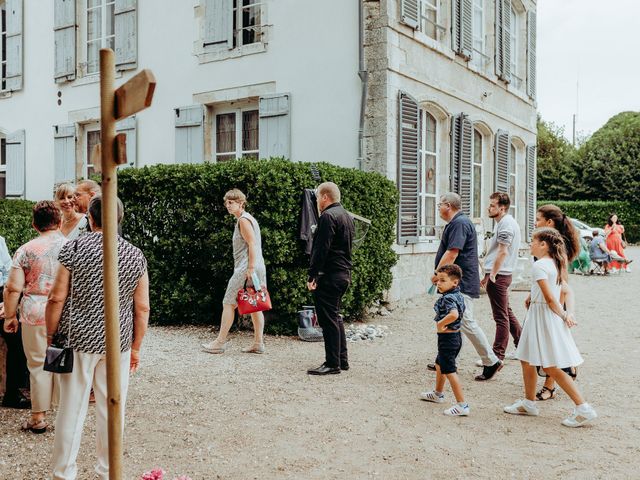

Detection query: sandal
xmin=568 ymin=367 xmax=578 ymax=381
xmin=535 ymin=386 xmax=556 ymax=401
xmin=21 ymin=418 xmax=47 ymax=434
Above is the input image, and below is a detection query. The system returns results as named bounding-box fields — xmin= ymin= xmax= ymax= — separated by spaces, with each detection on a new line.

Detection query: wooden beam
xmin=114 ymin=133 xmax=128 ymax=165
xmin=114 ymin=69 xmax=156 ymax=121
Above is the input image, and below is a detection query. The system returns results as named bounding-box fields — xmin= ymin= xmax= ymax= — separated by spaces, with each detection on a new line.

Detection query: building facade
xmin=0 ymin=0 xmax=537 ymax=301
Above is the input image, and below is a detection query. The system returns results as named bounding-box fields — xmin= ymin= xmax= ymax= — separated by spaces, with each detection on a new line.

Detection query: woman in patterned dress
xmin=202 ymin=189 xmax=267 ymax=354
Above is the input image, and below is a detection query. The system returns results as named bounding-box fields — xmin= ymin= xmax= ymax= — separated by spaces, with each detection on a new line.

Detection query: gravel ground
xmin=1 ymin=247 xmax=639 ymax=479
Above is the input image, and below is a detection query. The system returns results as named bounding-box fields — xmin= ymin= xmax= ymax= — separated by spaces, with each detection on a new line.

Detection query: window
xmin=419 ymin=0 xmax=438 ymax=39
xmin=0 ymin=136 xmax=6 ymax=197
xmin=419 ymin=111 xmax=437 ymax=236
xmin=85 ymin=0 xmax=115 ymax=75
xmin=86 ymin=128 xmax=101 ymax=177
xmin=472 ymin=129 xmax=483 ymax=218
xmin=233 ymin=0 xmax=262 ymax=48
xmin=215 ymin=108 xmax=259 ymax=162
xmin=470 ymin=0 xmax=485 ymax=68
xmin=509 ymin=143 xmax=517 ymax=218
xmin=1 ymin=1 xmax=6 ymax=91
xmin=509 ymin=6 xmax=524 ymax=90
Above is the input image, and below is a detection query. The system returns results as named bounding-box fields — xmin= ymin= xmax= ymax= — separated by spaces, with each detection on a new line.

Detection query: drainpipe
xmin=358 ymin=0 xmax=369 ymax=171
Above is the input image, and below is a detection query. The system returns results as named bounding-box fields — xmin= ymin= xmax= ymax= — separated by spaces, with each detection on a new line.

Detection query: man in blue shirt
xmin=428 ymin=193 xmax=503 ymax=381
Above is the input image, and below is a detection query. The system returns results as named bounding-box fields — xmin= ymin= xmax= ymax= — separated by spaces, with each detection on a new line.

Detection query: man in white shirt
xmin=478 ymin=193 xmax=522 ymax=379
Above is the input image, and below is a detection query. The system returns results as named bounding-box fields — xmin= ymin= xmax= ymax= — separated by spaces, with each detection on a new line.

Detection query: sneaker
xmin=503 ymin=399 xmax=539 ymax=416
xmin=561 ymin=406 xmax=597 ymax=428
xmin=419 ymin=390 xmax=445 ymax=403
xmin=444 ymin=403 xmax=469 ymax=416
xmin=504 ymin=350 xmax=518 ymax=361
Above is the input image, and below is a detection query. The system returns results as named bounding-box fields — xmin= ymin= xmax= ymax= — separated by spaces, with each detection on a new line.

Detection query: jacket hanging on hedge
xmin=300 ymin=189 xmax=319 ymax=255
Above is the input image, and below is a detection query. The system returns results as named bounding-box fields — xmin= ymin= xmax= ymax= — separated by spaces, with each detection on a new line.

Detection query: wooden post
xmin=100 ymin=48 xmax=123 ymax=480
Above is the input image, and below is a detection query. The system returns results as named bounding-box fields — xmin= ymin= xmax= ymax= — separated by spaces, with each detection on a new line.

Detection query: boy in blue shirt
xmin=420 ymin=264 xmax=469 ymax=416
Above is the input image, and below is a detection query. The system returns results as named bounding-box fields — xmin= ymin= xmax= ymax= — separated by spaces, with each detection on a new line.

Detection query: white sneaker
xmin=562 ymin=406 xmax=597 ymax=427
xmin=444 ymin=403 xmax=470 ymax=416
xmin=505 ymin=350 xmax=518 ymax=360
xmin=504 ymin=399 xmax=539 ymax=416
xmin=419 ymin=391 xmax=445 ymax=403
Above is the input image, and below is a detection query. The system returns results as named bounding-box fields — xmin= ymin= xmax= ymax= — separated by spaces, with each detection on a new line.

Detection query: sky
xmin=537 ymin=0 xmax=640 ymax=142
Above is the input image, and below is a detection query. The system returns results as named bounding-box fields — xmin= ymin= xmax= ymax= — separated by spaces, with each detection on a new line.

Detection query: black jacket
xmin=308 ymin=203 xmax=355 ymax=281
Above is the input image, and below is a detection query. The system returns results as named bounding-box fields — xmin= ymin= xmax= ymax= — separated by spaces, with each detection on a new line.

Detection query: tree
xmin=536 ymin=117 xmax=577 ymax=200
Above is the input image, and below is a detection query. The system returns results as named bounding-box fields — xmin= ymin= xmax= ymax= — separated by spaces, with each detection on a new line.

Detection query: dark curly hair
xmin=33 ymin=201 xmax=61 ymax=232
xmin=436 ymin=264 xmax=463 ymax=281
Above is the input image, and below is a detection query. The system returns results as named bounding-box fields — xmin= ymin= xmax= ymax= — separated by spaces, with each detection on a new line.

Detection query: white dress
xmin=515 ymin=258 xmax=583 ymax=368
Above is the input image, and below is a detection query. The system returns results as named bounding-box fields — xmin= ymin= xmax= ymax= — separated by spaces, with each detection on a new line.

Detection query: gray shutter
xmin=259 ymin=93 xmax=290 ymax=159
xmin=115 ymin=0 xmax=137 ymax=71
xmin=116 ymin=117 xmax=136 ymax=168
xmin=495 ymin=0 xmax=511 ymax=82
xmin=400 ymin=0 xmax=419 ymax=29
xmin=54 ymin=124 xmax=77 ymax=184
xmin=450 ymin=113 xmax=472 ymax=215
xmin=203 ymin=0 xmax=233 ymax=47
xmin=175 ymin=105 xmax=205 ymax=164
xmin=495 ymin=130 xmax=510 ymax=194
xmin=527 ymin=11 xmax=537 ymax=99
xmin=5 ymin=129 xmax=25 ymax=197
xmin=526 ymin=144 xmax=536 ymax=240
xmin=54 ymin=0 xmax=76 ymax=82
xmin=4 ymin=0 xmax=23 ymax=91
xmin=452 ymin=0 xmax=473 ymax=59
xmin=397 ymin=91 xmax=420 ymax=245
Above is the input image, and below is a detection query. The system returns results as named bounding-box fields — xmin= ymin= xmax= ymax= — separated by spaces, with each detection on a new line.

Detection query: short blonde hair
xmin=223 ymin=189 xmax=247 ymax=207
xmin=317 ymin=182 xmax=341 ymax=203
xmin=54 ymin=183 xmax=75 ymax=201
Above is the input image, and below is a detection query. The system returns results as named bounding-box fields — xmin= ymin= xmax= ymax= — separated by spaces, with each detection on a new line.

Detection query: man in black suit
xmin=307 ymin=182 xmax=355 ymax=375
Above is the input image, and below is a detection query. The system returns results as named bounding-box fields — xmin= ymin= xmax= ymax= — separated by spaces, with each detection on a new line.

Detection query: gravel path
xmin=1 ymin=247 xmax=639 ymax=479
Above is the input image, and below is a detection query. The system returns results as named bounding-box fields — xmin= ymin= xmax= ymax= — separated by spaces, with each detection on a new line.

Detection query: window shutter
xmin=54 ymin=124 xmax=76 ymax=184
xmin=115 ymin=0 xmax=137 ymax=71
xmin=175 ymin=105 xmax=205 ymax=164
xmin=259 ymin=93 xmax=290 ymax=159
xmin=5 ymin=129 xmax=25 ymax=197
xmin=203 ymin=0 xmax=233 ymax=48
xmin=526 ymin=144 xmax=536 ymax=240
xmin=494 ymin=129 xmax=510 ymax=194
xmin=400 ymin=0 xmax=419 ymax=29
xmin=116 ymin=117 xmax=136 ymax=168
xmin=5 ymin=0 xmax=23 ymax=92
xmin=452 ymin=0 xmax=473 ymax=58
xmin=397 ymin=91 xmax=420 ymax=245
xmin=527 ymin=10 xmax=537 ymax=99
xmin=450 ymin=113 xmax=472 ymax=215
xmin=495 ymin=0 xmax=511 ymax=82
xmin=54 ymin=0 xmax=76 ymax=82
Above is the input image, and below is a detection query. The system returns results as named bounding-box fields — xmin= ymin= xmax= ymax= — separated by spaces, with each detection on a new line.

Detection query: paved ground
xmin=1 ymin=247 xmax=639 ymax=479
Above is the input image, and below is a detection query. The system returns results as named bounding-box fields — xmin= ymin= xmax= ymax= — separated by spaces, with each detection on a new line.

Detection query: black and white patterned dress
xmin=57 ymin=232 xmax=147 ymax=354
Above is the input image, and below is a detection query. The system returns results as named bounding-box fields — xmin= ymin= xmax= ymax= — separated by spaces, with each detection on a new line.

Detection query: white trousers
xmin=21 ymin=323 xmax=57 ymax=412
xmin=52 ymin=350 xmax=131 ymax=480
xmin=460 ymin=294 xmax=499 ymax=366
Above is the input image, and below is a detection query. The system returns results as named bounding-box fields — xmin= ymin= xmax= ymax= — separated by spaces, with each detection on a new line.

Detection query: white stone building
xmin=0 ymin=0 xmax=537 ymax=301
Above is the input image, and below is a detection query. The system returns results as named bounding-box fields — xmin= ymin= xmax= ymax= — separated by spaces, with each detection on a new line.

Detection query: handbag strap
xmin=64 ymin=239 xmax=78 ymax=349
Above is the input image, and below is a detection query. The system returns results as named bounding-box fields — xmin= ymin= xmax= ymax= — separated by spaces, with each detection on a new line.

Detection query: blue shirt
xmin=434 ymin=212 xmax=480 ymax=298
xmin=433 ymin=287 xmax=465 ymax=331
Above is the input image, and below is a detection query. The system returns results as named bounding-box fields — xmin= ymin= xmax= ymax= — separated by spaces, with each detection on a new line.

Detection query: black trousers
xmin=1 ymin=288 xmax=29 ymax=401
xmin=313 ymin=272 xmax=351 ymax=368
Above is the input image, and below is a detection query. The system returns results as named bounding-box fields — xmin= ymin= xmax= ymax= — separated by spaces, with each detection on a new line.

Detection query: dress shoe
xmin=340 ymin=363 xmax=350 ymax=371
xmin=475 ymin=360 xmax=504 ymax=381
xmin=2 ymin=394 xmax=32 ymax=410
xmin=307 ymin=364 xmax=341 ymax=375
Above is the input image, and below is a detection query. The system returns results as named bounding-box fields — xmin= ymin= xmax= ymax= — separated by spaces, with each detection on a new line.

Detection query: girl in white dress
xmin=504 ymin=227 xmax=597 ymax=427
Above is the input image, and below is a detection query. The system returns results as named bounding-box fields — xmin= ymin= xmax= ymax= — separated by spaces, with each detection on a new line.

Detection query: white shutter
xmin=398 ymin=91 xmax=420 ymax=245
xmin=495 ymin=130 xmax=510 ymax=194
xmin=54 ymin=0 xmax=76 ymax=82
xmin=527 ymin=10 xmax=537 ymax=99
xmin=5 ymin=130 xmax=25 ymax=197
xmin=400 ymin=0 xmax=419 ymax=29
xmin=175 ymin=105 xmax=205 ymax=164
xmin=5 ymin=0 xmax=23 ymax=91
xmin=116 ymin=117 xmax=136 ymax=168
xmin=115 ymin=0 xmax=137 ymax=71
xmin=526 ymin=144 xmax=536 ymax=240
xmin=54 ymin=124 xmax=77 ymax=184
xmin=450 ymin=113 xmax=472 ymax=216
xmin=203 ymin=0 xmax=233 ymax=48
xmin=259 ymin=93 xmax=291 ymax=159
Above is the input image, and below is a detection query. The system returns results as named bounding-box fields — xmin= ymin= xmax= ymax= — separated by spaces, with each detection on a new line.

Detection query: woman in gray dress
xmin=202 ymin=189 xmax=267 ymax=354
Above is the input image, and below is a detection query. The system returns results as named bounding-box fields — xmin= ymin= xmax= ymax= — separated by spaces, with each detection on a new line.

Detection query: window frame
xmin=509 ymin=142 xmax=517 ymax=220
xmin=80 ymin=0 xmax=116 ymax=77
xmin=471 ymin=128 xmax=484 ymax=219
xmin=212 ymin=103 xmax=259 ymax=162
xmin=419 ymin=0 xmax=440 ymax=40
xmin=509 ymin=4 xmax=525 ymax=90
xmin=418 ymin=109 xmax=439 ymax=239
xmin=470 ymin=0 xmax=486 ymax=69
xmin=1 ymin=1 xmax=7 ymax=91
xmin=233 ymin=0 xmax=263 ymax=49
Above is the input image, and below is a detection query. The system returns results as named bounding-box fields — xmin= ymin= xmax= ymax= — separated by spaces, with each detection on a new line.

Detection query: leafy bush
xmin=0 ymin=199 xmax=37 ymax=253
xmin=538 ymin=200 xmax=639 ymax=243
xmin=118 ymin=159 xmax=398 ymax=331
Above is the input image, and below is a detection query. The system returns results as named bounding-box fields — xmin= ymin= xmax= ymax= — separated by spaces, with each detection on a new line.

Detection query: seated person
xmin=589 ymin=230 xmax=629 ymax=273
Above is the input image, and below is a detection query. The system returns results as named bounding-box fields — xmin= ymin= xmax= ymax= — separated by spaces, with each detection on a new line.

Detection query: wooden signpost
xmin=99 ymin=48 xmax=155 ymax=479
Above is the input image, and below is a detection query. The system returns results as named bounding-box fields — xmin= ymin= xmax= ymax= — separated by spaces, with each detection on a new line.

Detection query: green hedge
xmin=118 ymin=159 xmax=398 ymax=332
xmin=0 ymin=199 xmax=37 ymax=253
xmin=538 ymin=200 xmax=640 ymax=243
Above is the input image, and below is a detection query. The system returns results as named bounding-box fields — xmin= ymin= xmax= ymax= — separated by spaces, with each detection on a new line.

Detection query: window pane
xmin=425 ymin=113 xmax=436 ymax=153
xmin=510 ymin=145 xmax=516 ymax=174
xmin=87 ymin=5 xmax=101 ymax=42
xmin=0 ymin=138 xmax=6 ymax=166
xmin=87 ymin=41 xmax=100 ymax=74
xmin=421 ymin=2 xmax=437 ymax=39
xmin=216 ymin=154 xmax=236 ymax=162
xmin=241 ymin=2 xmax=261 ymax=45
xmin=242 ymin=110 xmax=259 ymax=152
xmin=87 ymin=0 xmax=101 ymax=8
xmin=424 ymin=196 xmax=436 ymax=236
xmin=216 ymin=113 xmax=236 ymax=155
xmin=87 ymin=130 xmax=101 ymax=177
xmin=425 ymin=153 xmax=436 ymax=194
xmin=473 ymin=164 xmax=482 ymax=218
xmin=106 ymin=2 xmax=115 ymax=38
xmin=473 ymin=130 xmax=482 ymax=163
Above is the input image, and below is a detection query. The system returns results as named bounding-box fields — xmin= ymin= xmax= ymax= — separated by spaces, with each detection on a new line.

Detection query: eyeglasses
xmin=437 ymin=202 xmax=449 ymax=208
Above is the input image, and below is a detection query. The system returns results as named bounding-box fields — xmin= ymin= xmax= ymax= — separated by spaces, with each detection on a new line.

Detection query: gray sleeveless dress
xmin=222 ymin=211 xmax=267 ymax=305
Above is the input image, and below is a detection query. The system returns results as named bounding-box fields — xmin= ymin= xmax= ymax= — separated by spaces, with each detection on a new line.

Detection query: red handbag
xmin=237 ymin=280 xmax=272 ymax=315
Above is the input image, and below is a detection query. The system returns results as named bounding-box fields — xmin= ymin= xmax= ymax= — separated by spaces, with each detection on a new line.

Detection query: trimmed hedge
xmin=0 ymin=199 xmax=37 ymax=253
xmin=538 ymin=200 xmax=640 ymax=243
xmin=118 ymin=159 xmax=398 ymax=332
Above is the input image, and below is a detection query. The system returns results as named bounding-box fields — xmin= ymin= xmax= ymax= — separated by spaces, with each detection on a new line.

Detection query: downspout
xmin=358 ymin=0 xmax=369 ymax=170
